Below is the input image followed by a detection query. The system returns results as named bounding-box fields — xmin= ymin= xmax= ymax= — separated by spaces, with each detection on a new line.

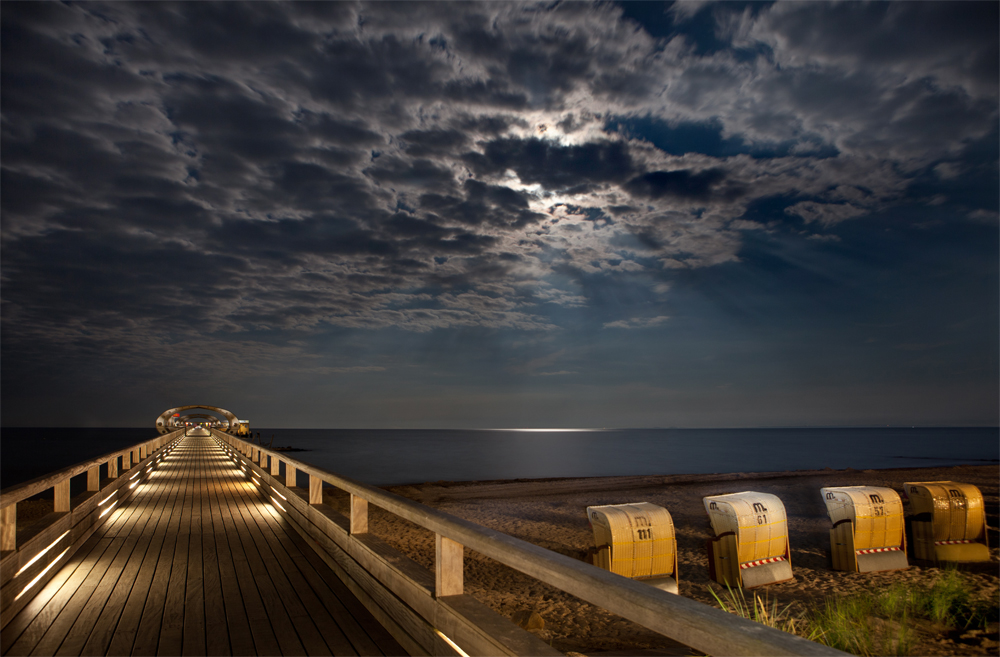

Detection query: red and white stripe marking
xmin=856 ymin=547 xmax=901 ymax=555
xmin=935 ymin=539 xmax=974 ymax=545
xmin=740 ymin=556 xmax=785 ymax=570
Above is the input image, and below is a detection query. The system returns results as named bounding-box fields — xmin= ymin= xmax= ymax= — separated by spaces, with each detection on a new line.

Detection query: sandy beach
xmin=358 ymin=464 xmax=1000 ymax=656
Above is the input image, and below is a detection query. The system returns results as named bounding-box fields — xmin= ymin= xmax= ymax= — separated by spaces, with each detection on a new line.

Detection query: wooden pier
xmin=1 ymin=435 xmax=401 ymax=656
xmin=1 ymin=423 xmax=845 ymax=656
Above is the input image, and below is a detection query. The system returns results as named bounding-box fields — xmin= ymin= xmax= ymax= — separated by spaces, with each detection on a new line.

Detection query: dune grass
xmin=707 ymin=584 xmax=820 ymax=640
xmin=708 ymin=568 xmax=998 ymax=656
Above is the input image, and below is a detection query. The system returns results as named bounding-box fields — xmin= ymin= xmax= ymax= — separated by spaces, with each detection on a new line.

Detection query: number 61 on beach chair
xmin=586 ymin=502 xmax=679 ymax=594
xmin=703 ymin=492 xmax=793 ymax=589
xmin=821 ymin=486 xmax=909 ymax=572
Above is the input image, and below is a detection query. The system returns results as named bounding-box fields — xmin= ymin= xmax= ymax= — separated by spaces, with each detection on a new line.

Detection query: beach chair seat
xmin=904 ymin=481 xmax=990 ymax=563
xmin=586 ymin=502 xmax=678 ymax=594
xmin=703 ymin=492 xmax=793 ymax=589
xmin=821 ymin=486 xmax=908 ymax=572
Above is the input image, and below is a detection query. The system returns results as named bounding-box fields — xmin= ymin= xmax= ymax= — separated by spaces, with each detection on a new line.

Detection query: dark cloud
xmin=756 ymin=2 xmax=999 ymax=97
xmin=625 ymin=168 xmax=727 ymax=200
xmin=1 ymin=1 xmax=995 ymax=427
xmin=367 ymin=156 xmax=455 ymax=189
xmin=417 ymin=180 xmax=544 ymax=229
xmin=464 ymin=137 xmax=634 ymax=190
xmin=399 ymin=128 xmax=470 ymax=157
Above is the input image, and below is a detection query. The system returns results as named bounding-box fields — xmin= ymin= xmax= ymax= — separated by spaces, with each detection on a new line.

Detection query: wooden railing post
xmin=1 ymin=505 xmax=15 ymax=551
xmin=309 ymin=475 xmax=323 ymax=505
xmin=87 ymin=466 xmax=100 ymax=492
xmin=435 ymin=534 xmax=464 ymax=597
xmin=286 ymin=464 xmax=297 ymax=489
xmin=350 ymin=494 xmax=368 ymax=534
xmin=107 ymin=455 xmax=118 ymax=479
xmin=54 ymin=480 xmax=70 ymax=513
xmin=270 ymin=456 xmax=280 ymax=477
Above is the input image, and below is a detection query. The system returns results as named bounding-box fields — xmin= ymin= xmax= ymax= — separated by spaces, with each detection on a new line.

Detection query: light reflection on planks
xmin=0 ymin=437 xmax=405 ymax=656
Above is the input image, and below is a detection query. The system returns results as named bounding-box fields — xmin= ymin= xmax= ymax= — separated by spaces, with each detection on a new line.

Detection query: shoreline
xmin=368 ymin=463 xmax=998 ymax=655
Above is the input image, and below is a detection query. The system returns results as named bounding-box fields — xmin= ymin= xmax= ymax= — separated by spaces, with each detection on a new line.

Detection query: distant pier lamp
xmin=821 ymin=486 xmax=908 ymax=573
xmin=156 ymin=405 xmax=239 ymax=434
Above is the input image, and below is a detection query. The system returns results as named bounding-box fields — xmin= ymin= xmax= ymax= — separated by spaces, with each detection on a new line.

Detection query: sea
xmin=1 ymin=426 xmax=997 ymax=490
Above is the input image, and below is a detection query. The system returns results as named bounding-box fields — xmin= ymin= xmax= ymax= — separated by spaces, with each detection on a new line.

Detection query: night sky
xmin=2 ymin=1 xmax=997 ymax=429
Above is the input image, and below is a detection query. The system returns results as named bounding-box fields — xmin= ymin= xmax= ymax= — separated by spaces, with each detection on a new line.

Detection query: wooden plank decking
xmin=0 ymin=436 xmax=406 ymax=656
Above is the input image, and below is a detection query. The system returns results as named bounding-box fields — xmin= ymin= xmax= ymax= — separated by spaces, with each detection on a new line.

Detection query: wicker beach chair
xmin=586 ymin=502 xmax=679 ymax=594
xmin=703 ymin=492 xmax=793 ymax=589
xmin=904 ymin=481 xmax=990 ymax=563
xmin=821 ymin=486 xmax=909 ymax=572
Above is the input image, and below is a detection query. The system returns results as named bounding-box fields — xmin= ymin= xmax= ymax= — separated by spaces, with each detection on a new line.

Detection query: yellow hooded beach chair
xmin=821 ymin=486 xmax=908 ymax=572
xmin=586 ymin=502 xmax=678 ymax=593
xmin=703 ymin=491 xmax=793 ymax=588
xmin=904 ymin=481 xmax=989 ymax=562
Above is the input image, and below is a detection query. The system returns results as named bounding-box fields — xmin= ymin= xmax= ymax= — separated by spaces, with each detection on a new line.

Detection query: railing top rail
xmin=215 ymin=430 xmax=843 ymax=656
xmin=0 ymin=428 xmax=185 ymax=508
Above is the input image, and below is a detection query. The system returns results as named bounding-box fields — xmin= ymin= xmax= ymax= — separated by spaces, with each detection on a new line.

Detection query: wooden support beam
xmin=54 ymin=479 xmax=70 ymax=513
xmin=351 ymin=495 xmax=368 ymax=535
xmin=309 ymin=476 xmax=323 ymax=505
xmin=436 ymin=534 xmax=464 ymax=597
xmin=87 ymin=466 xmax=100 ymax=492
xmin=1 ymin=504 xmax=15 ymax=551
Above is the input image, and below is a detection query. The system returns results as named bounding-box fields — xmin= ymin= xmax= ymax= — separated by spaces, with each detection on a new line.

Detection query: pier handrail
xmin=1 ymin=429 xmax=185 ymax=626
xmin=0 ymin=430 xmax=182 ymax=510
xmin=216 ymin=431 xmax=844 ymax=656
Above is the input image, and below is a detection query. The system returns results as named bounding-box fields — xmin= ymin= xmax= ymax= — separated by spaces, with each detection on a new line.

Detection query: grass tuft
xmin=810 ymin=589 xmax=913 ymax=656
xmin=707 ymin=584 xmax=821 ymax=640
xmin=809 ymin=567 xmax=996 ymax=656
xmin=707 ymin=567 xmax=997 ymax=656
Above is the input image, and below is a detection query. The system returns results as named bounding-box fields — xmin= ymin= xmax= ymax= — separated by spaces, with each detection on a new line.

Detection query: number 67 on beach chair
xmin=586 ymin=503 xmax=679 ymax=594
xmin=821 ymin=486 xmax=909 ymax=572
xmin=703 ymin=492 xmax=793 ymax=589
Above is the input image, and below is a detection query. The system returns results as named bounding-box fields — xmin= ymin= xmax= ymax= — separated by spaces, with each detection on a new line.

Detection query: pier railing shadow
xmin=0 ymin=429 xmax=186 ymax=626
xmin=213 ymin=429 xmax=844 ymax=657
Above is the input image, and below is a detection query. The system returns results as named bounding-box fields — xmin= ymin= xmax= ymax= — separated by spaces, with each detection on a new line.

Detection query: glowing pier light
xmin=99 ymin=492 xmax=116 ymax=506
xmin=272 ymin=489 xmax=287 ymax=501
xmin=434 ymin=629 xmax=470 ymax=657
xmin=15 ymin=547 xmax=71 ymax=601
xmin=270 ymin=496 xmax=285 ymax=511
xmin=129 ymin=472 xmax=140 ymax=480
xmin=15 ymin=531 xmax=70 ymax=576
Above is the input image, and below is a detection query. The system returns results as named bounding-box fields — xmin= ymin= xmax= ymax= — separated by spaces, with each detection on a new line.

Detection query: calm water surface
xmin=2 ymin=427 xmax=997 ymax=488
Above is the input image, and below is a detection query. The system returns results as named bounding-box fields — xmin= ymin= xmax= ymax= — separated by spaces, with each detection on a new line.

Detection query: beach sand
xmin=356 ymin=464 xmax=1000 ymax=656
